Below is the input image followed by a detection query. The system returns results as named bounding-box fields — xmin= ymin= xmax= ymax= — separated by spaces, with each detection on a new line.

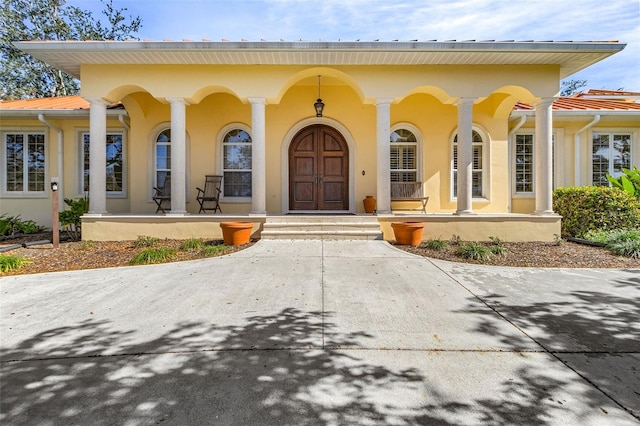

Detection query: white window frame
xmin=451 ymin=126 xmax=489 ymax=201
xmin=77 ymin=129 xmax=127 ymax=198
xmin=217 ymin=123 xmax=252 ymax=202
xmin=390 ymin=123 xmax=422 ymax=184
xmin=513 ymin=132 xmax=535 ymax=196
xmin=147 ymin=124 xmax=190 ymax=202
xmin=1 ymin=128 xmax=48 ymax=197
xmin=511 ymin=131 xmax=559 ymax=198
xmin=590 ymin=128 xmax=635 ymax=186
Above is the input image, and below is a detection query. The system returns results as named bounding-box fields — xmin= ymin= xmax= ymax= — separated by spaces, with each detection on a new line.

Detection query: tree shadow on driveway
xmin=458 ymin=284 xmax=640 ymax=420
xmin=1 ymin=306 xmax=634 ymax=425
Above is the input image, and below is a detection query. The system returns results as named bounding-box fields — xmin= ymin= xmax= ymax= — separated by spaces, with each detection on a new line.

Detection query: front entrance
xmin=289 ymin=124 xmax=349 ymax=211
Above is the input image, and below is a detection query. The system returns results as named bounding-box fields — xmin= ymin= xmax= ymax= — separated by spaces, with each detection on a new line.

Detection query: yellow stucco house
xmin=1 ymin=40 xmax=638 ymax=242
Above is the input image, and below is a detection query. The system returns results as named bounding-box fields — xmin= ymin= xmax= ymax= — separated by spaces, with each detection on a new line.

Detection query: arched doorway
xmin=289 ymin=124 xmax=349 ymax=211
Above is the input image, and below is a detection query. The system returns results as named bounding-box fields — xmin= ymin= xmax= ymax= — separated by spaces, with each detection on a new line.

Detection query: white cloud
xmin=69 ymin=0 xmax=640 ymax=89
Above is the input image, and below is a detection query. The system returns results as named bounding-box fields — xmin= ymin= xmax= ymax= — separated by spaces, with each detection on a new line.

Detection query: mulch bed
xmin=0 ymin=234 xmax=254 ymax=276
xmin=400 ymin=240 xmax=640 ymax=269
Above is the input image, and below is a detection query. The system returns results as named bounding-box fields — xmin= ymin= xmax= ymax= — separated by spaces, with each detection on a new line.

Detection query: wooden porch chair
xmin=196 ymin=175 xmax=223 ymax=214
xmin=152 ymin=175 xmax=171 ymax=213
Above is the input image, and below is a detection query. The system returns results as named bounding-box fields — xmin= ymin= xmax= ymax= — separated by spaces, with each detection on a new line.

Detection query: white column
xmin=249 ymin=97 xmax=267 ymax=215
xmin=455 ymin=97 xmax=475 ymax=215
xmin=87 ymin=98 xmax=108 ymax=214
xmin=534 ymin=97 xmax=555 ymax=215
xmin=168 ymin=98 xmax=188 ymax=214
xmin=375 ymin=99 xmax=393 ymax=214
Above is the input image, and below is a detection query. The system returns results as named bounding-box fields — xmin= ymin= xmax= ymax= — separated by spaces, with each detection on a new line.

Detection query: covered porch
xmin=81 ymin=213 xmax=561 ymax=242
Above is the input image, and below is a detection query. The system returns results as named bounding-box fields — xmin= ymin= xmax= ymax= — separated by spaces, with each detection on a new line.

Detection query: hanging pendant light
xmin=314 ymin=75 xmax=325 ymax=117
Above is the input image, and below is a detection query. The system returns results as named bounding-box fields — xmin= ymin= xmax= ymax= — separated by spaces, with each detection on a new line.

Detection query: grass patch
xmin=201 ymin=243 xmax=232 ymax=256
xmin=457 ymin=241 xmax=493 ymax=261
xmin=421 ymin=238 xmax=449 ymax=251
xmin=134 ymin=235 xmax=160 ymax=248
xmin=180 ymin=238 xmax=204 ymax=250
xmin=130 ymin=247 xmax=176 ymax=265
xmin=0 ymin=255 xmax=31 ymax=273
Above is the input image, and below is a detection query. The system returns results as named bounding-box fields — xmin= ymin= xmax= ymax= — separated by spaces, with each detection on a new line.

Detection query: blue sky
xmin=70 ymin=0 xmax=640 ymax=91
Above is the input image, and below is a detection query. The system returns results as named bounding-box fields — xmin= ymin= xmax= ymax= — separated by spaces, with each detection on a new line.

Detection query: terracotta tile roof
xmin=515 ymin=97 xmax=640 ymax=111
xmin=0 ymin=95 xmax=122 ymax=110
xmin=575 ymin=89 xmax=640 ymax=98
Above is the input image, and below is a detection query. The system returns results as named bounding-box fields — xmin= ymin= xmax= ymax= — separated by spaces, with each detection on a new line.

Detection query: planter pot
xmin=391 ymin=222 xmax=425 ymax=246
xmin=363 ymin=195 xmax=376 ymax=213
xmin=220 ymin=222 xmax=253 ymax=246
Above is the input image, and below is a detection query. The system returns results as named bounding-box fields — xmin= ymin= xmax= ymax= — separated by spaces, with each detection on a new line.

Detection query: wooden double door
xmin=289 ymin=125 xmax=349 ymax=211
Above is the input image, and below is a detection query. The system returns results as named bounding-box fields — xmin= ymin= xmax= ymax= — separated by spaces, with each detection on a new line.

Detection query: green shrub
xmin=180 ymin=238 xmax=204 ymax=250
xmin=608 ymin=239 xmax=640 ymax=258
xmin=130 ymin=247 xmax=176 ymax=265
xmin=59 ymin=197 xmax=89 ymax=241
xmin=80 ymin=240 xmax=96 ymax=250
xmin=0 ymin=214 xmax=46 ymax=236
xmin=421 ymin=238 xmax=449 ymax=251
xmin=583 ymin=229 xmax=640 ymax=258
xmin=488 ymin=236 xmax=507 ymax=256
xmin=553 ymin=186 xmax=640 ymax=238
xmin=201 ymin=243 xmax=231 ymax=256
xmin=552 ymin=234 xmax=565 ymax=246
xmin=457 ymin=242 xmax=493 ymax=261
xmin=134 ymin=235 xmax=160 ymax=248
xmin=0 ymin=255 xmax=31 ymax=273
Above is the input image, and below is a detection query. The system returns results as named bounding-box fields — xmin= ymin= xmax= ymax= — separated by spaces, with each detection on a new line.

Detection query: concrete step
xmin=261 ymin=216 xmax=383 ymax=240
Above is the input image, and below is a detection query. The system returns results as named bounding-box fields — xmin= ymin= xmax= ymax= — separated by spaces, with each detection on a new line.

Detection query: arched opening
xmin=288 ymin=124 xmax=350 ymax=211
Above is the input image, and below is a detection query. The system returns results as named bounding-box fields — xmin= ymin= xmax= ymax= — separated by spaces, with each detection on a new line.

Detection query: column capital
xmin=248 ymin=97 xmax=267 ymax=105
xmin=533 ymin=97 xmax=557 ymax=108
xmin=83 ymin=96 xmax=109 ymax=106
xmin=374 ymin=98 xmax=394 ymax=106
xmin=166 ymin=97 xmax=190 ymax=106
xmin=455 ymin=97 xmax=476 ymax=107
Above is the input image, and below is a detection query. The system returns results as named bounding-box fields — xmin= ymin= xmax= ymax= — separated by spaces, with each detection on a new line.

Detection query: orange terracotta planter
xmin=391 ymin=222 xmax=425 ymax=246
xmin=363 ymin=195 xmax=376 ymax=213
xmin=220 ymin=222 xmax=253 ymax=246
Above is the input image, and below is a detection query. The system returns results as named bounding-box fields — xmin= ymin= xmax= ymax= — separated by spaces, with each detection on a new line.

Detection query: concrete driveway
xmin=1 ymin=240 xmax=638 ymax=425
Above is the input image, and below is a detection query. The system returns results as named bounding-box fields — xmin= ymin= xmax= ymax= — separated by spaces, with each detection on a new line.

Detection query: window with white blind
xmin=452 ymin=129 xmax=484 ymax=198
xmin=390 ymin=128 xmax=418 ymax=183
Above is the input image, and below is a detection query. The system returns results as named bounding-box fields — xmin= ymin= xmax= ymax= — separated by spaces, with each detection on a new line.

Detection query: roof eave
xmin=0 ymin=109 xmax=128 ymax=118
xmin=12 ymin=40 xmax=626 ymax=80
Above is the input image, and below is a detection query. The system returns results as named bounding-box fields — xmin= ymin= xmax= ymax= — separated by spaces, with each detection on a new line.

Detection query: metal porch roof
xmin=12 ymin=40 xmax=626 ymax=79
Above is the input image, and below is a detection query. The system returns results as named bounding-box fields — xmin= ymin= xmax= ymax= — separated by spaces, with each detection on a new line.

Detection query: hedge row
xmin=553 ymin=186 xmax=640 ymax=238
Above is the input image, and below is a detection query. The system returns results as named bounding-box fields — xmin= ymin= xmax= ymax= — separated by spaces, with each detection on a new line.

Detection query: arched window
xmin=155 ymin=129 xmax=171 ymax=188
xmin=390 ymin=128 xmax=418 ymax=183
xmin=222 ymin=128 xmax=252 ymax=197
xmin=452 ymin=129 xmax=485 ymax=198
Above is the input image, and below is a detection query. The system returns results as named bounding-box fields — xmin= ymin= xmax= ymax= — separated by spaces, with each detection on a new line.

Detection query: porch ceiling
xmin=13 ymin=40 xmax=625 ymax=80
